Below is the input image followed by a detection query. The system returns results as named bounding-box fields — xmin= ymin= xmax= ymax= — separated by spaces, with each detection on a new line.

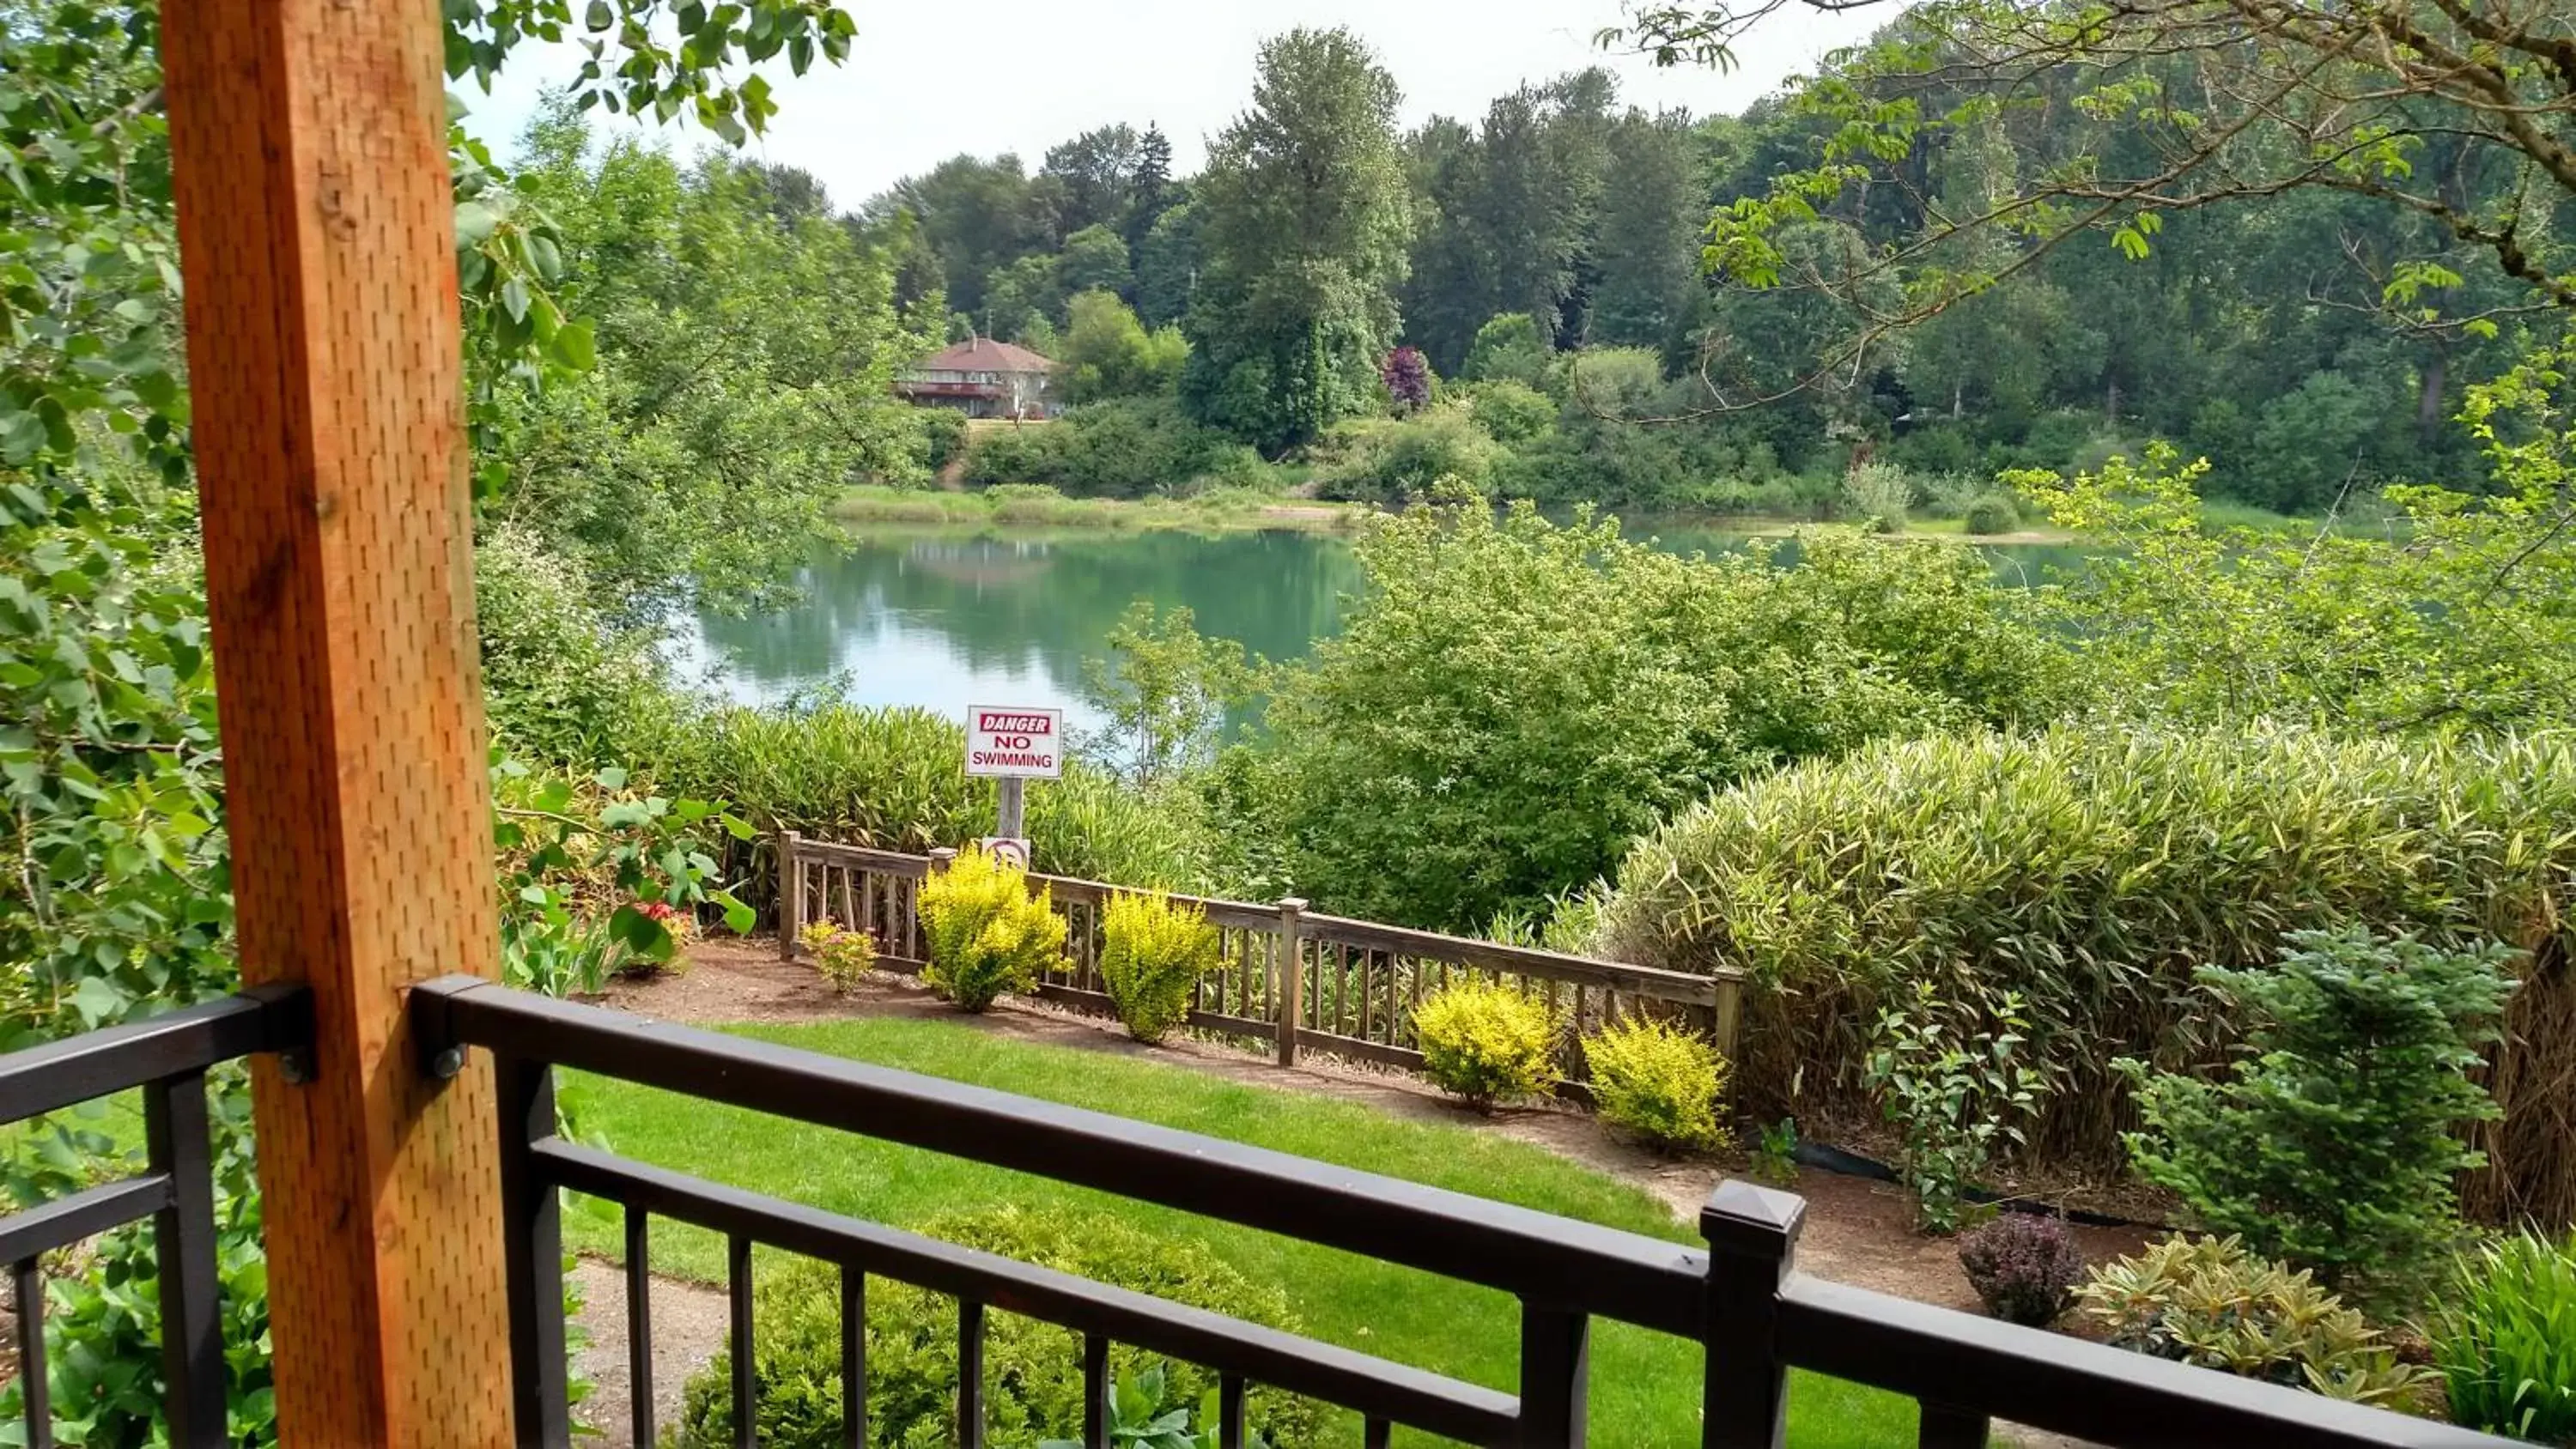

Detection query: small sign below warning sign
xmin=978 ymin=836 xmax=1031 ymax=871
xmin=964 ymin=705 xmax=1063 ymax=779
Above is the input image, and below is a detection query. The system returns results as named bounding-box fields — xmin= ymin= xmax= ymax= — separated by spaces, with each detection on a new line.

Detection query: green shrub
xmin=2121 ymin=926 xmax=2512 ymax=1305
xmin=1583 ymin=1017 xmax=1728 ymax=1152
xmin=1263 ymin=496 xmax=2069 ymax=931
xmin=1863 ymin=981 xmax=2045 ymax=1234
xmin=799 ymin=918 xmax=877 ymax=993
xmin=1586 ymin=725 xmax=2576 ymax=1222
xmin=1100 ymin=892 xmax=1220 ymax=1042
xmin=917 ymin=406 xmax=970 ymax=474
xmin=677 ymin=1206 xmax=1321 ymax=1449
xmin=2077 ymin=1235 xmax=2427 ymax=1407
xmin=1312 ymin=409 xmax=1506 ymax=503
xmin=920 ymin=846 xmax=1067 ymax=1011
xmin=2433 ymin=1229 xmax=2576 ymax=1443
xmin=1961 ymin=494 xmax=2019 ymax=535
xmin=474 ymin=524 xmax=671 ymax=763
xmin=1463 ymin=379 xmax=1557 ymax=445
xmin=1841 ymin=462 xmax=1911 ymax=530
xmin=1414 ymin=979 xmax=1559 ymax=1112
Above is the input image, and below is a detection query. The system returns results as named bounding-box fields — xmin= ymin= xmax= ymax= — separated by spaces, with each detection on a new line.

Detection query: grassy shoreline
xmin=835 ymin=483 xmax=1370 ymax=534
xmin=839 ymin=484 xmax=2082 ymax=543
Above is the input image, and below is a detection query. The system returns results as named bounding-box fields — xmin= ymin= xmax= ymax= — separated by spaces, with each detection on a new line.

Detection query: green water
xmin=673 ymin=523 xmax=2081 ymax=734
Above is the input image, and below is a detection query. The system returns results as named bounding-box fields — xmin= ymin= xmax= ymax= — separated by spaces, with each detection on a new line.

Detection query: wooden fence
xmin=775 ymin=832 xmax=1742 ymax=1081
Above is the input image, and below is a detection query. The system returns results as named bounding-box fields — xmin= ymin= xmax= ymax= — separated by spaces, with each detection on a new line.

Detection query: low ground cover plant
xmin=1956 ymin=1214 xmax=2084 ymax=1326
xmin=2432 ymin=1229 xmax=2576 ymax=1443
xmin=677 ymin=1206 xmax=1319 ymax=1448
xmin=798 ymin=918 xmax=877 ymax=993
xmin=920 ymin=846 xmax=1067 ymax=1011
xmin=2120 ymin=926 xmax=2515 ymax=1307
xmin=1100 ymin=891 xmax=1221 ymax=1042
xmin=2078 ymin=1235 xmax=2426 ymax=1407
xmin=1414 ymin=979 xmax=1559 ymax=1112
xmin=1583 ymin=1016 xmax=1728 ymax=1151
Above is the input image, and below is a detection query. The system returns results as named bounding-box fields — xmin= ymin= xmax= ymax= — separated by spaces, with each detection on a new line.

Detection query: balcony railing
xmin=3 ymin=981 xmax=2519 ymax=1448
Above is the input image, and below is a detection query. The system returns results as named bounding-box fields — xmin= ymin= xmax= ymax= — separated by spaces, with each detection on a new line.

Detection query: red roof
xmin=915 ymin=337 xmax=1054 ymax=373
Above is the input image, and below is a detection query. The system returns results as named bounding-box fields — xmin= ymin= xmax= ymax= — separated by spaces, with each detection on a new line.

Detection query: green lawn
xmin=561 ymin=1016 xmax=1923 ymax=1447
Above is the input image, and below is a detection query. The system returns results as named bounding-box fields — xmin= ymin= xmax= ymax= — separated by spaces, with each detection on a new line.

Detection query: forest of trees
xmin=829 ymin=21 xmax=2559 ymax=513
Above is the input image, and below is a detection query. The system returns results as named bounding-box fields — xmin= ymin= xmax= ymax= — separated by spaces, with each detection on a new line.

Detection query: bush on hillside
xmin=474 ymin=524 xmax=671 ymax=762
xmin=1100 ymin=892 xmax=1220 ymax=1042
xmin=1312 ymin=409 xmax=1506 ymax=503
xmin=1957 ymin=1215 xmax=2085 ymax=1326
xmin=2432 ymin=1228 xmax=2576 ymax=1443
xmin=1462 ymin=379 xmax=1557 ymax=445
xmin=1583 ymin=1017 xmax=1728 ymax=1152
xmin=1262 ymin=495 xmax=2071 ymax=931
xmin=1584 ymin=726 xmax=2576 ymax=1223
xmin=920 ymin=846 xmax=1067 ymax=1010
xmin=2122 ymin=926 xmax=2514 ymax=1306
xmin=676 ymin=1206 xmax=1320 ymax=1449
xmin=2078 ymin=1235 xmax=2426 ymax=1407
xmin=1962 ymin=494 xmax=2019 ymax=535
xmin=1414 ymin=979 xmax=1559 ymax=1112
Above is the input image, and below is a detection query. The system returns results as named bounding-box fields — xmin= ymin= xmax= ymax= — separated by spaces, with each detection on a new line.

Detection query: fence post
xmin=779 ymin=831 xmax=804 ymax=961
xmin=1516 ymin=1300 xmax=1590 ymax=1447
xmin=1711 ymin=970 xmax=1743 ymax=1064
xmin=1700 ymin=1179 xmax=1804 ymax=1449
xmin=1274 ymin=898 xmax=1307 ymax=1069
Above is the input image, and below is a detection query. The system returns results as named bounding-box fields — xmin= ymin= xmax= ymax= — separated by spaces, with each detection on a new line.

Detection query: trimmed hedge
xmin=677 ymin=1205 xmax=1320 ymax=1448
xmin=1589 ymin=725 xmax=2576 ymax=1223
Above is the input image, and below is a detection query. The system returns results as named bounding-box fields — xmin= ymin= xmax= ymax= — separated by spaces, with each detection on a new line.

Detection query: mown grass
xmin=562 ymin=1016 xmax=1923 ymax=1447
xmin=835 ymin=483 xmax=1366 ymax=534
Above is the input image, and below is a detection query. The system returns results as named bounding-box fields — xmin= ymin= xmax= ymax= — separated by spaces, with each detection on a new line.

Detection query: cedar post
xmin=780 ymin=831 xmax=805 ymax=961
xmin=161 ymin=2 xmax=518 ymax=1444
xmin=1274 ymin=898 xmax=1307 ymax=1069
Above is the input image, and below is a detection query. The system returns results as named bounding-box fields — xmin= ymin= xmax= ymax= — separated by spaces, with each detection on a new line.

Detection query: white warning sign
xmin=964 ymin=706 xmax=1063 ymax=779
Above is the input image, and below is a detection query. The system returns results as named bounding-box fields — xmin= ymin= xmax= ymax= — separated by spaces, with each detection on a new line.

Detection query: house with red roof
xmin=894 ymin=336 xmax=1061 ymax=420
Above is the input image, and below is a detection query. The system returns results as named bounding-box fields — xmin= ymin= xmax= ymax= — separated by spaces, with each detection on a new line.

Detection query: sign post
xmin=965 ymin=705 xmax=1062 ymax=867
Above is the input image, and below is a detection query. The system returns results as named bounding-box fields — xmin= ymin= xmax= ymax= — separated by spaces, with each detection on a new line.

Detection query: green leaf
xmin=585 ymin=0 xmax=614 ymax=30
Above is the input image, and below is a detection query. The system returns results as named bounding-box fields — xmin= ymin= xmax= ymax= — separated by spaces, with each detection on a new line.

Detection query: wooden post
xmin=1274 ymin=898 xmax=1306 ymax=1069
xmin=160 ymin=1 xmax=517 ymax=1443
xmin=779 ymin=831 xmax=805 ymax=961
xmin=1700 ymin=1180 xmax=1803 ymax=1449
xmin=996 ymin=776 xmax=1027 ymax=841
xmin=1712 ymin=971 xmax=1744 ymax=1064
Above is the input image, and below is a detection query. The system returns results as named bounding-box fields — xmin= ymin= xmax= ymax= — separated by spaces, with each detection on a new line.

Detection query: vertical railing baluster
xmin=729 ymin=1234 xmax=755 ymax=1449
xmin=1699 ymin=1179 xmax=1805 ymax=1449
xmin=1082 ymin=1333 xmax=1110 ymax=1449
xmin=1363 ymin=1417 xmax=1391 ymax=1449
xmin=841 ymin=1265 xmax=866 ymax=1449
xmin=1516 ymin=1301 xmax=1590 ymax=1447
xmin=1917 ymin=1402 xmax=1990 ymax=1449
xmin=1275 ymin=900 xmax=1305 ymax=1069
xmin=956 ymin=1298 xmax=987 ymax=1449
xmin=12 ymin=1254 xmax=50 ymax=1449
xmin=1218 ymin=1373 xmax=1247 ymax=1449
xmin=144 ymin=1070 xmax=223 ymax=1447
xmin=495 ymin=1052 xmax=571 ymax=1445
xmin=626 ymin=1204 xmax=655 ymax=1447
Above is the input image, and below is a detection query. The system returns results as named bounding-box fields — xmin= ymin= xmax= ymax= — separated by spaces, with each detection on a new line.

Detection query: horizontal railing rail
xmin=0 ymin=989 xmax=310 ymax=1449
xmin=413 ymin=976 xmax=2513 ymax=1449
xmin=775 ymin=833 xmax=1743 ymax=1081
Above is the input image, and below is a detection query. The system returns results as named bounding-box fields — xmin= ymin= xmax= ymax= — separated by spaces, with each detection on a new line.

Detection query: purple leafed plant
xmin=1382 ymin=346 xmax=1431 ymax=414
xmin=1958 ymin=1212 xmax=2086 ymax=1325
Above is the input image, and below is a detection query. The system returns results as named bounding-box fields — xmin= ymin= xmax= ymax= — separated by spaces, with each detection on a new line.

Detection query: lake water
xmin=671 ymin=523 xmax=2084 ymax=732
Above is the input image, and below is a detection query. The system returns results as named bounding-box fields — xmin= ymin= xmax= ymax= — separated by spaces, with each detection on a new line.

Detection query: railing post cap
xmin=1277 ymin=897 xmax=1308 ymax=912
xmin=1700 ymin=1179 xmax=1806 ymax=1258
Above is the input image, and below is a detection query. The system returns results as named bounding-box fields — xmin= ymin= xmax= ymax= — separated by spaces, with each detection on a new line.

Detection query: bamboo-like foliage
xmin=640 ymin=703 xmax=1212 ymax=913
xmin=1590 ymin=725 xmax=2576 ymax=1223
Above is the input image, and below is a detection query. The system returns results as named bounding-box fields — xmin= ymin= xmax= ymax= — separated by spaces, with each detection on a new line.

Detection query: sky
xmin=463 ymin=0 xmax=1892 ymax=209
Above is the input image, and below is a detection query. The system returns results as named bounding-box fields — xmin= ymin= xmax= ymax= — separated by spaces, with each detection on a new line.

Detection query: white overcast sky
xmin=463 ymin=0 xmax=1891 ymax=209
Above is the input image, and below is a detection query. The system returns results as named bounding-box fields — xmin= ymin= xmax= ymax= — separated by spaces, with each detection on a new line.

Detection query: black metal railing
xmin=0 ymin=989 xmax=308 ymax=1449
xmin=410 ymin=977 xmax=2515 ymax=1449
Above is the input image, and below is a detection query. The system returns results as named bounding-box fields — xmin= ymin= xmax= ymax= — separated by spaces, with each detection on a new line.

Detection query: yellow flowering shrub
xmin=919 ymin=846 xmax=1066 ymax=1011
xmin=1413 ymin=978 xmax=1559 ymax=1112
xmin=798 ymin=919 xmax=877 ymax=994
xmin=1583 ymin=1016 xmax=1729 ymax=1152
xmin=1100 ymin=892 xmax=1220 ymax=1042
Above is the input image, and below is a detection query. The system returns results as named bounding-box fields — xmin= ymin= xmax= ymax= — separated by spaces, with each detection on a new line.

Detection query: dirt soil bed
xmin=571 ymin=939 xmax=2142 ymax=1446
